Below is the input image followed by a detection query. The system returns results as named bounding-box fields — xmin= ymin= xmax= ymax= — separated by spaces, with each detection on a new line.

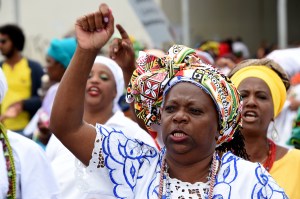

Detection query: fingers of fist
xmin=76 ymin=3 xmax=111 ymax=32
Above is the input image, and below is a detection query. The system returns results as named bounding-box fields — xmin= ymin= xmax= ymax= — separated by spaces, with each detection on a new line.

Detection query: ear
xmin=112 ymin=87 xmax=117 ymax=99
xmin=215 ymin=132 xmax=219 ymax=141
xmin=215 ymin=125 xmax=221 ymax=141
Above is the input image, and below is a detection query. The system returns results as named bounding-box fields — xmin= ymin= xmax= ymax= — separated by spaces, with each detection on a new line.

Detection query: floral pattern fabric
xmin=86 ymin=124 xmax=288 ymax=199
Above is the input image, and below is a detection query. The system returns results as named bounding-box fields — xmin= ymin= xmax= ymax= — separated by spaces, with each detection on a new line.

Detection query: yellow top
xmin=1 ymin=58 xmax=31 ymax=130
xmin=270 ymin=149 xmax=300 ymax=199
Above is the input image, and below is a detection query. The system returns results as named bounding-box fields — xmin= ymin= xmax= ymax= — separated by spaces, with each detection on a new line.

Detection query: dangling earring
xmin=270 ymin=119 xmax=279 ymax=142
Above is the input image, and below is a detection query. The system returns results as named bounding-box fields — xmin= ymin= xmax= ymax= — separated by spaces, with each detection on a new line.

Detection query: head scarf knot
xmin=126 ymin=45 xmax=242 ymax=147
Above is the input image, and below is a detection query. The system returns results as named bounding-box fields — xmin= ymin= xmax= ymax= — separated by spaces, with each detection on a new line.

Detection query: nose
xmin=89 ymin=74 xmax=100 ymax=83
xmin=172 ymin=109 xmax=188 ymax=124
xmin=244 ymin=95 xmax=257 ymax=107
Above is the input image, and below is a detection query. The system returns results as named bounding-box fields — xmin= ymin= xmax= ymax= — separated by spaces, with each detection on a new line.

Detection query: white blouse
xmin=85 ymin=123 xmax=288 ymax=199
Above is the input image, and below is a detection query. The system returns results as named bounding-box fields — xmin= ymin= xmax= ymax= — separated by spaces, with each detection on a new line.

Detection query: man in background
xmin=0 ymin=24 xmax=44 ymax=133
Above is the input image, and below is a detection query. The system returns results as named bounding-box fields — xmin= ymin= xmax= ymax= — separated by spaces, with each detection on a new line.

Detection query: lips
xmin=87 ymin=86 xmax=100 ymax=96
xmin=170 ymin=129 xmax=188 ymax=142
xmin=173 ymin=132 xmax=186 ymax=137
xmin=242 ymin=110 xmax=258 ymax=122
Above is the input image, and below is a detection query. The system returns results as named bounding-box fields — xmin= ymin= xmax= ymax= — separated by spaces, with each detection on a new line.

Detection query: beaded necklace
xmin=158 ymin=152 xmax=219 ymax=199
xmin=0 ymin=124 xmax=16 ymax=199
xmin=263 ymin=139 xmax=276 ymax=172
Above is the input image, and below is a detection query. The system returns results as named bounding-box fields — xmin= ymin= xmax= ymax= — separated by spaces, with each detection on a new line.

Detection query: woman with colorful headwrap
xmin=50 ymin=3 xmax=287 ymax=198
xmin=228 ymin=58 xmax=300 ymax=199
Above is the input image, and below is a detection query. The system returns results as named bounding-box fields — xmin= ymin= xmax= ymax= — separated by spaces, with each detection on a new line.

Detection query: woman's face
xmin=238 ymin=77 xmax=274 ymax=136
xmin=85 ymin=63 xmax=117 ymax=109
xmin=161 ymin=82 xmax=218 ymax=161
xmin=45 ymin=55 xmax=65 ymax=82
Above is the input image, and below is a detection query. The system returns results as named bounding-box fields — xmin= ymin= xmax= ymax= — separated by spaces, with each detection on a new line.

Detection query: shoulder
xmin=44 ymin=83 xmax=59 ymax=100
xmin=216 ymin=152 xmax=287 ymax=198
xmin=94 ymin=122 xmax=158 ymax=153
xmin=283 ymin=148 xmax=300 ymax=160
xmin=8 ymin=131 xmax=60 ymax=198
xmin=8 ymin=130 xmax=41 ymax=149
xmin=8 ymin=131 xmax=47 ymax=160
xmin=27 ymin=58 xmax=42 ymax=67
xmin=26 ymin=58 xmax=44 ymax=72
xmin=106 ymin=111 xmax=157 ymax=147
xmin=220 ymin=151 xmax=261 ymax=169
xmin=106 ymin=111 xmax=145 ymax=135
xmin=218 ymin=151 xmax=268 ymax=181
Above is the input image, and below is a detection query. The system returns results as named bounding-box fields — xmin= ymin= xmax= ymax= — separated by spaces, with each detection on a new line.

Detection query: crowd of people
xmin=1 ymin=2 xmax=300 ymax=199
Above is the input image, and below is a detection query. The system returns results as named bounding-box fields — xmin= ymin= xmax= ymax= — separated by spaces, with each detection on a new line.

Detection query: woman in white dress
xmin=50 ymin=3 xmax=288 ymax=198
xmin=46 ymin=55 xmax=156 ymax=198
xmin=0 ymin=65 xmax=59 ymax=199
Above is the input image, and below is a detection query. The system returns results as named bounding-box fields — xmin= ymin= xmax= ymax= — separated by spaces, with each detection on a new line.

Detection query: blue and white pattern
xmin=87 ymin=124 xmax=288 ymax=199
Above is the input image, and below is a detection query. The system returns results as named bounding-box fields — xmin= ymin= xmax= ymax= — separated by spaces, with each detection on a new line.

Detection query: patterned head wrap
xmin=126 ymin=45 xmax=242 ymax=146
xmin=231 ymin=66 xmax=286 ymax=118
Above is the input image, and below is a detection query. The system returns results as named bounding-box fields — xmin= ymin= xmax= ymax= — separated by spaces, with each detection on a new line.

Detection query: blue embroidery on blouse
xmin=97 ymin=125 xmax=160 ymax=198
xmin=95 ymin=125 xmax=288 ymax=199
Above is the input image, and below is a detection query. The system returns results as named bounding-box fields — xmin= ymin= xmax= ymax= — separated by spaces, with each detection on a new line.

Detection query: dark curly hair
xmin=0 ymin=24 xmax=25 ymax=51
xmin=216 ymin=129 xmax=249 ymax=160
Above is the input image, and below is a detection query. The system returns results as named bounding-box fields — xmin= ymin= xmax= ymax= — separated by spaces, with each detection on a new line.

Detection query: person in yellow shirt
xmin=0 ymin=24 xmax=44 ymax=132
xmin=229 ymin=58 xmax=300 ymax=199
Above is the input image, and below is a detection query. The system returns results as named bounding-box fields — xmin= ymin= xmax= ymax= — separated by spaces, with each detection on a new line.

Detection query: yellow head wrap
xmin=231 ymin=66 xmax=286 ymax=117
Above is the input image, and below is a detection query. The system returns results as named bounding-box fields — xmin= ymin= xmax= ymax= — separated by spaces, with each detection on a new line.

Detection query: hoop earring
xmin=270 ymin=119 xmax=279 ymax=142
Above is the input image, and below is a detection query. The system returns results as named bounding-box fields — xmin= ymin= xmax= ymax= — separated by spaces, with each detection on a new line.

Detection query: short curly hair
xmin=228 ymin=58 xmax=290 ymax=91
xmin=0 ymin=24 xmax=25 ymax=51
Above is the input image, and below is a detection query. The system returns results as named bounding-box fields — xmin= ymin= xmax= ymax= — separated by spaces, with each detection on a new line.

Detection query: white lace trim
xmin=168 ymin=177 xmax=209 ymax=199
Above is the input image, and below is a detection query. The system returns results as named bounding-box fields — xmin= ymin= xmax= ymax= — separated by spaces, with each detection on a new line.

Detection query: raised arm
xmin=49 ymin=3 xmax=114 ymax=165
xmin=109 ymin=24 xmax=135 ymax=87
xmin=108 ymin=25 xmax=148 ymax=131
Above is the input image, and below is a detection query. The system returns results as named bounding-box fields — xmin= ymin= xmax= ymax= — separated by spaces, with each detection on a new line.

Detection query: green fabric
xmin=288 ymin=107 xmax=300 ymax=148
xmin=0 ymin=123 xmax=16 ymax=198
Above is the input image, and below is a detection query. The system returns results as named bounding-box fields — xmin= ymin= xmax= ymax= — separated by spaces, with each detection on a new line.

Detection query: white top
xmin=268 ymin=84 xmax=300 ymax=148
xmin=266 ymin=47 xmax=300 ymax=78
xmin=85 ymin=123 xmax=288 ymax=199
xmin=0 ymin=131 xmax=59 ymax=199
xmin=23 ymin=83 xmax=59 ymax=136
xmin=46 ymin=111 xmax=157 ymax=199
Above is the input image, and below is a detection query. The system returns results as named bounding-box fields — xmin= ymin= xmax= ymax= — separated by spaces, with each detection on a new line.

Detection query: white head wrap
xmin=94 ymin=56 xmax=125 ymax=113
xmin=0 ymin=68 xmax=7 ymax=103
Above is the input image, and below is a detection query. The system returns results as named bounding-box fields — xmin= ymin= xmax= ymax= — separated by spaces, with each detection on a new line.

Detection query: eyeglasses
xmin=0 ymin=39 xmax=7 ymax=44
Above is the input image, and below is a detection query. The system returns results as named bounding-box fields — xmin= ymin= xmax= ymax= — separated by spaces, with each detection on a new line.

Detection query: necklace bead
xmin=158 ymin=152 xmax=219 ymax=199
xmin=263 ymin=139 xmax=276 ymax=172
xmin=0 ymin=124 xmax=16 ymax=199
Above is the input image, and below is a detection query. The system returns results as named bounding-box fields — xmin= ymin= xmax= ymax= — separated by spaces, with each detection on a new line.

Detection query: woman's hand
xmin=109 ymin=24 xmax=136 ymax=76
xmin=75 ymin=3 xmax=114 ymax=51
xmin=0 ymin=101 xmax=23 ymax=122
